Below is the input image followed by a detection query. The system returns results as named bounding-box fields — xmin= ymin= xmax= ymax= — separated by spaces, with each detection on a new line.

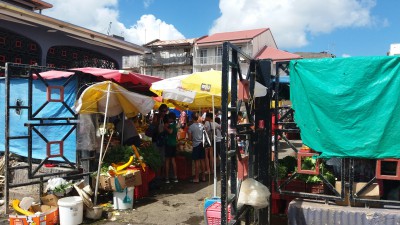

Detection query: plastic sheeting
xmin=290 ymin=56 xmax=400 ymax=159
xmin=0 ymin=77 xmax=77 ymax=161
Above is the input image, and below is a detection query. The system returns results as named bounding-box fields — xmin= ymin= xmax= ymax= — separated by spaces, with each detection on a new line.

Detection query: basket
xmin=206 ymin=201 xmax=231 ymax=225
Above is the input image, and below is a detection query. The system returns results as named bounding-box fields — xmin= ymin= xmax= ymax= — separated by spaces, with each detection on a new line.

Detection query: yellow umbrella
xmin=150 ymin=74 xmax=221 ymax=110
xmin=181 ymin=70 xmax=223 ymax=97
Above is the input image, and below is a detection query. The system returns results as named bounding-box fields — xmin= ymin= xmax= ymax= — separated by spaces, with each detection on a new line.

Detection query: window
xmin=216 ymin=47 xmax=222 ymax=56
xmin=200 ymin=49 xmax=207 ymax=64
xmin=216 ymin=47 xmax=222 ymax=63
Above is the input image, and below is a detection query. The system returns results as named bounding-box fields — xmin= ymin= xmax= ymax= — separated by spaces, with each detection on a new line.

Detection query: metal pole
xmin=4 ymin=63 xmax=10 ymax=213
xmin=212 ymin=95 xmax=217 ymax=197
xmin=94 ymin=82 xmax=112 ymax=205
xmin=221 ymin=42 xmax=229 ymax=224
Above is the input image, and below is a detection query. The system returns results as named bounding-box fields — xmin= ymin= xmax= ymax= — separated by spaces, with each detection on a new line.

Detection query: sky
xmin=42 ymin=0 xmax=400 ymax=57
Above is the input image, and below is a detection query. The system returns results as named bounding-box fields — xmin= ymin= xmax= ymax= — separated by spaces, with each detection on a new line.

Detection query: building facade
xmin=0 ymin=0 xmax=145 ymax=72
xmin=142 ymin=39 xmax=197 ymax=78
xmin=193 ymin=28 xmax=277 ymax=74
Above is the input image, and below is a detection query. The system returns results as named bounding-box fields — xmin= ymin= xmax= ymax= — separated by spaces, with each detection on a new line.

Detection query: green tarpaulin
xmin=290 ymin=56 xmax=400 ymax=159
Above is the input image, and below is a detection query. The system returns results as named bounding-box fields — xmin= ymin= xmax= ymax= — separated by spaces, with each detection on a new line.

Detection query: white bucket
xmin=58 ymin=196 xmax=83 ymax=225
xmin=113 ymin=187 xmax=134 ymax=210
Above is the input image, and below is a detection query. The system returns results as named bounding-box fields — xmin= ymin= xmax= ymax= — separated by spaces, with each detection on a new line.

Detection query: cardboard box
xmin=40 ymin=194 xmax=59 ymax=207
xmin=9 ymin=205 xmax=59 ymax=225
xmin=335 ymin=181 xmax=380 ymax=207
xmin=95 ymin=171 xmax=142 ymax=191
xmin=110 ymin=171 xmax=142 ymax=190
xmin=92 ymin=175 xmax=113 ymax=191
xmin=126 ymin=170 xmax=142 ymax=187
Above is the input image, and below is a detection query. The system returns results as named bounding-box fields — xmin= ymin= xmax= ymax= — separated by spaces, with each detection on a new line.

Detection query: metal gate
xmin=3 ymin=63 xmax=93 ymax=212
xmin=220 ymin=42 xmax=273 ymax=224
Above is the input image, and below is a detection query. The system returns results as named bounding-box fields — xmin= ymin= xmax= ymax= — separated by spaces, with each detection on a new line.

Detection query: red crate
xmin=306 ymin=183 xmax=325 ymax=194
xmin=206 ymin=202 xmax=231 ymax=225
xmin=176 ymin=156 xmax=192 ymax=180
xmin=285 ymin=179 xmax=306 ymax=192
xmin=237 ymin=156 xmax=249 ymax=180
xmin=133 ymin=166 xmax=155 ymax=199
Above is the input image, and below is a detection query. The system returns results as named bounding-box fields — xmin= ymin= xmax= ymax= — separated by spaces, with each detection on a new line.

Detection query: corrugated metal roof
xmin=255 ymin=46 xmax=302 ymax=61
xmin=196 ymin=28 xmax=269 ymax=44
xmin=196 ymin=40 xmax=247 ymax=47
xmin=145 ymin=38 xmax=197 ymax=47
xmin=288 ymin=199 xmax=400 ymax=225
xmin=294 ymin=52 xmax=336 ymax=59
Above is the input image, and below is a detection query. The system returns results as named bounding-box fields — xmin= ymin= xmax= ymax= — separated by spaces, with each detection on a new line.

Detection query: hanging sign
xmin=201 ymin=83 xmax=211 ymax=92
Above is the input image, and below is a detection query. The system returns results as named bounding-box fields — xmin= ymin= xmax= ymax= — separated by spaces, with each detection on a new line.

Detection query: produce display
xmin=177 ymin=139 xmax=192 ymax=152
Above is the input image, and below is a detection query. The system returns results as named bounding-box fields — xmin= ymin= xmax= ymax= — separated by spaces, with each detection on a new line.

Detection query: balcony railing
xmin=143 ymin=56 xmax=192 ymax=67
xmin=193 ymin=56 xmax=223 ymax=66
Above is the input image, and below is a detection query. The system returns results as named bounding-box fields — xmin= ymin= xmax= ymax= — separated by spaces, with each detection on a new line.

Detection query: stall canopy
xmin=290 ymin=56 xmax=400 ymax=159
xmin=39 ymin=67 xmax=162 ymax=95
xmin=74 ymin=81 xmax=155 ymax=118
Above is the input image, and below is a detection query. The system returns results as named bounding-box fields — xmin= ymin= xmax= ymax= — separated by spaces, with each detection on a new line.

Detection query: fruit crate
xmin=176 ymin=156 xmax=192 ymax=180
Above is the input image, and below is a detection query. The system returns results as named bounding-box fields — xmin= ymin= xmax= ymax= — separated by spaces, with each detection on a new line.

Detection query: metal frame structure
xmin=220 ymin=53 xmax=400 ymax=224
xmin=273 ymin=61 xmax=345 ymax=202
xmin=220 ymin=42 xmax=272 ymax=224
xmin=3 ymin=63 xmax=93 ymax=213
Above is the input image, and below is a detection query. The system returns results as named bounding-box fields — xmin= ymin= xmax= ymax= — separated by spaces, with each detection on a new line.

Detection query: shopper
xmin=116 ymin=115 xmax=141 ymax=147
xmin=188 ymin=112 xmax=206 ymax=183
xmin=152 ymin=104 xmax=169 ymax=180
xmin=164 ymin=113 xmax=178 ymax=183
xmin=204 ymin=112 xmax=219 ymax=174
xmin=214 ymin=117 xmax=222 ymax=166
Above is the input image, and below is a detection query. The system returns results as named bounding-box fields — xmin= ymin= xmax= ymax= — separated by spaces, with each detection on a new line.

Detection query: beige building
xmin=193 ymin=28 xmax=278 ymax=74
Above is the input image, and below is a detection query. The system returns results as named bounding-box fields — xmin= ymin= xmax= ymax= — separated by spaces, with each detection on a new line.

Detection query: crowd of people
xmin=114 ymin=103 xmax=253 ymax=185
xmin=145 ymin=104 xmax=224 ymax=184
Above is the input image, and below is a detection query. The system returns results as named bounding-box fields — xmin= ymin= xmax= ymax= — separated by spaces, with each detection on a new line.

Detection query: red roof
xmin=255 ymin=46 xmax=302 ymax=62
xmin=196 ymin=28 xmax=269 ymax=45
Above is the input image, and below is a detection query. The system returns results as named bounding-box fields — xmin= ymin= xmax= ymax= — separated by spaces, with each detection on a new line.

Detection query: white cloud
xmin=342 ymin=54 xmax=351 ymax=58
xmin=210 ymin=0 xmax=377 ymax=49
xmin=43 ymin=0 xmax=184 ymax=45
xmin=143 ymin=0 xmax=154 ymax=8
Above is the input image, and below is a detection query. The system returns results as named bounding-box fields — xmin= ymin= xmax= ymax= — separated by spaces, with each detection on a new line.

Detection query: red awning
xmin=38 ymin=67 xmax=162 ymax=95
xmin=39 ymin=67 xmax=161 ymax=86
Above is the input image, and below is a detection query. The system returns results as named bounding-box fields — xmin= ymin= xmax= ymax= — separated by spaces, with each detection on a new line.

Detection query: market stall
xmin=74 ymin=80 xmax=155 ymax=204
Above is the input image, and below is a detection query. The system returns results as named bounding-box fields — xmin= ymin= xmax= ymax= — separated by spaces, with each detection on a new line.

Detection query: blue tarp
xmin=0 ymin=77 xmax=77 ymax=161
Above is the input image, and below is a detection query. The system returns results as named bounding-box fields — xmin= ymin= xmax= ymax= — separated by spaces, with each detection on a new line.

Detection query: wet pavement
xmin=82 ymin=176 xmax=220 ymax=225
xmin=0 ymin=139 xmax=299 ymax=225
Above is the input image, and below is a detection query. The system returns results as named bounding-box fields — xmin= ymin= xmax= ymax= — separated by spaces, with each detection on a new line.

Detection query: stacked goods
xmin=9 ymin=195 xmax=59 ymax=225
xmin=97 ymin=144 xmax=162 ymax=193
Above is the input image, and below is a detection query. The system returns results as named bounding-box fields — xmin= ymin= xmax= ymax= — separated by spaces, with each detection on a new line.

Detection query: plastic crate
xmin=176 ymin=156 xmax=192 ymax=180
xmin=133 ymin=166 xmax=155 ymax=199
xmin=206 ymin=201 xmax=231 ymax=225
xmin=237 ymin=156 xmax=248 ymax=180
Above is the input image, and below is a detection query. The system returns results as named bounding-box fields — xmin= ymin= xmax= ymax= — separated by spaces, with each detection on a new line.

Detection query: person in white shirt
xmin=188 ymin=112 xmax=206 ymax=183
xmin=204 ymin=112 xmax=221 ymax=174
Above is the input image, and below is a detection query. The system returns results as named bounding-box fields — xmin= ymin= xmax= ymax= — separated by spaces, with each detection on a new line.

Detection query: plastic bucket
xmin=113 ymin=187 xmax=134 ymax=210
xmin=58 ymin=196 xmax=83 ymax=225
